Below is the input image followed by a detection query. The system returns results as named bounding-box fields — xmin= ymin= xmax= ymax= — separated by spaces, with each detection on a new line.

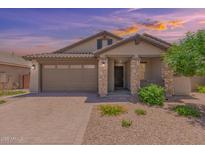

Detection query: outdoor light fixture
xmin=31 ymin=64 xmax=36 ymax=70
xmin=101 ymin=61 xmax=106 ymax=67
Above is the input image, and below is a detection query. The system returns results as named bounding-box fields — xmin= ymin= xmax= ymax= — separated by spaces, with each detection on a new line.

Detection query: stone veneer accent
xmin=161 ymin=63 xmax=174 ymax=96
xmin=130 ymin=56 xmax=141 ymax=95
xmin=98 ymin=57 xmax=108 ymax=97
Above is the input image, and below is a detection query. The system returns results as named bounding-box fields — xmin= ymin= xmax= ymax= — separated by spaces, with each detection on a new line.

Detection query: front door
xmin=114 ymin=66 xmax=124 ymax=89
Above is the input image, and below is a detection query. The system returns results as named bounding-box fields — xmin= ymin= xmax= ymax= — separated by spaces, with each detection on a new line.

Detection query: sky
xmin=0 ymin=8 xmax=205 ymax=55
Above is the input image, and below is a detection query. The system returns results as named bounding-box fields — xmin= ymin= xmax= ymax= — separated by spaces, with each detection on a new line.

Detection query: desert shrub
xmin=0 ymin=100 xmax=6 ymax=104
xmin=121 ymin=119 xmax=132 ymax=128
xmin=197 ymin=85 xmax=205 ymax=93
xmin=138 ymin=84 xmax=165 ymax=106
xmin=163 ymin=30 xmax=205 ymax=76
xmin=173 ymin=105 xmax=201 ymax=117
xmin=135 ymin=109 xmax=146 ymax=115
xmin=99 ymin=104 xmax=127 ymax=116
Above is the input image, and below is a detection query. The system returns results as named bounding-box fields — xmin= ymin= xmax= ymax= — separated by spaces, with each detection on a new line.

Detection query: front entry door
xmin=114 ymin=66 xmax=124 ymax=89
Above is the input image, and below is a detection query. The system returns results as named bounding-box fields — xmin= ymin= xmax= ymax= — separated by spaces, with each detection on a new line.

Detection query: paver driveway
xmin=0 ymin=93 xmax=93 ymax=144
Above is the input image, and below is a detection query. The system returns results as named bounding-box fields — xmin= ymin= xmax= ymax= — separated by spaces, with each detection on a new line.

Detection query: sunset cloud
xmin=112 ymin=25 xmax=139 ymax=36
xmin=112 ymin=19 xmax=185 ymax=36
xmin=199 ymin=20 xmax=205 ymax=24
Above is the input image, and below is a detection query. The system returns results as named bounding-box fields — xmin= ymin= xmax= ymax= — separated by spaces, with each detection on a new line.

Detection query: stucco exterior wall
xmin=173 ymin=76 xmax=205 ymax=95
xmin=29 ymin=60 xmax=40 ymax=93
xmin=190 ymin=76 xmax=205 ymax=91
xmin=174 ymin=76 xmax=191 ymax=95
xmin=143 ymin=58 xmax=163 ymax=85
xmin=64 ymin=35 xmax=119 ymax=53
xmin=139 ymin=57 xmax=163 ymax=88
xmin=101 ymin=41 xmax=164 ymax=57
xmin=0 ymin=64 xmax=29 ymax=90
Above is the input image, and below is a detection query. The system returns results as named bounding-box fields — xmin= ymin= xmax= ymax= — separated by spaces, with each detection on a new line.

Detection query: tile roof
xmin=0 ymin=51 xmax=30 ymax=67
xmin=23 ymin=53 xmax=94 ymax=60
xmin=23 ymin=32 xmax=172 ymax=60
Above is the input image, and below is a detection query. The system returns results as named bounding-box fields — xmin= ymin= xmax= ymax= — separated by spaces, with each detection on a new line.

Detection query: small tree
xmin=164 ymin=30 xmax=205 ymax=76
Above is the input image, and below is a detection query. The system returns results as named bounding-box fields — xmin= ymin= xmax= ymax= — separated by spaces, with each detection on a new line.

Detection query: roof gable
xmin=94 ymin=33 xmax=171 ymax=56
xmin=54 ymin=31 xmax=122 ymax=54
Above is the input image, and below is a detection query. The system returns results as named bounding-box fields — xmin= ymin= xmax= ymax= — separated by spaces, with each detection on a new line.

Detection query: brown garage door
xmin=42 ymin=63 xmax=98 ymax=92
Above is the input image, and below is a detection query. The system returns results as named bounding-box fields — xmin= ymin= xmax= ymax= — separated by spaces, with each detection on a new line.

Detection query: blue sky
xmin=0 ymin=8 xmax=205 ymax=55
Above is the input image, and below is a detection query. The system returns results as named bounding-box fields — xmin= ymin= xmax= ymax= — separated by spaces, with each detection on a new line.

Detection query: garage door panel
xmin=42 ymin=63 xmax=97 ymax=92
xmin=67 ymin=70 xmax=83 ymax=82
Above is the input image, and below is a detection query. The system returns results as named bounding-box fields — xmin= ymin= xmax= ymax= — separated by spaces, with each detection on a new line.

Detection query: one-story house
xmin=24 ymin=31 xmax=205 ymax=96
xmin=0 ymin=52 xmax=30 ymax=90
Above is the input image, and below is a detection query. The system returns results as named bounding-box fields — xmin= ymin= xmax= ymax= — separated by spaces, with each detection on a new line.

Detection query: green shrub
xmin=0 ymin=90 xmax=27 ymax=97
xmin=121 ymin=119 xmax=132 ymax=128
xmin=138 ymin=84 xmax=165 ymax=106
xmin=197 ymin=85 xmax=205 ymax=93
xmin=135 ymin=109 xmax=146 ymax=115
xmin=173 ymin=105 xmax=201 ymax=117
xmin=0 ymin=100 xmax=6 ymax=104
xmin=99 ymin=104 xmax=127 ymax=116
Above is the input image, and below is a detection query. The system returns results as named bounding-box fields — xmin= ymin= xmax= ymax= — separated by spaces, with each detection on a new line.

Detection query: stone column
xmin=108 ymin=59 xmax=114 ymax=92
xmin=98 ymin=57 xmax=108 ymax=97
xmin=161 ymin=63 xmax=174 ymax=96
xmin=30 ymin=60 xmax=40 ymax=93
xmin=130 ymin=56 xmax=141 ymax=95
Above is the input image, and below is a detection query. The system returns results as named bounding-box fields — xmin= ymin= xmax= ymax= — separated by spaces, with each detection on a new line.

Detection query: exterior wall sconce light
xmin=31 ymin=64 xmax=36 ymax=70
xmin=101 ymin=61 xmax=106 ymax=67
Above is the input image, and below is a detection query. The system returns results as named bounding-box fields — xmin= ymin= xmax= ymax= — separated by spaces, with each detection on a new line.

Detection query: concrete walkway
xmin=0 ymin=93 xmax=93 ymax=144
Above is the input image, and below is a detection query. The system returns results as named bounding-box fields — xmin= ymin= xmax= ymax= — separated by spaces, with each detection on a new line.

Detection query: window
xmin=108 ymin=39 xmax=113 ymax=45
xmin=44 ymin=65 xmax=56 ymax=69
xmin=70 ymin=65 xmax=82 ymax=69
xmin=97 ymin=39 xmax=113 ymax=49
xmin=57 ymin=65 xmax=69 ymax=69
xmin=84 ymin=65 xmax=95 ymax=69
xmin=97 ymin=39 xmax=102 ymax=49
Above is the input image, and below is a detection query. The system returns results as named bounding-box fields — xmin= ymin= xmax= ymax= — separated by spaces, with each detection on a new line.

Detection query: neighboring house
xmin=0 ymin=52 xmax=30 ymax=90
xmin=24 ymin=31 xmax=204 ymax=96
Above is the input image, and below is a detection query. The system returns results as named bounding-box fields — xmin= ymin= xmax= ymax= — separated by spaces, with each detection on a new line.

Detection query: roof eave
xmin=140 ymin=35 xmax=171 ymax=50
xmin=23 ymin=53 xmax=95 ymax=61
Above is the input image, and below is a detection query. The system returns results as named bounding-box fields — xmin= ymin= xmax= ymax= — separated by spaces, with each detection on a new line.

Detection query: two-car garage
xmin=41 ymin=61 xmax=98 ymax=92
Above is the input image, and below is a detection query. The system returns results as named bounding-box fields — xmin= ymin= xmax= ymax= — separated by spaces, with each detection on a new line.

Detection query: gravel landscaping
xmin=83 ymin=102 xmax=205 ymax=144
